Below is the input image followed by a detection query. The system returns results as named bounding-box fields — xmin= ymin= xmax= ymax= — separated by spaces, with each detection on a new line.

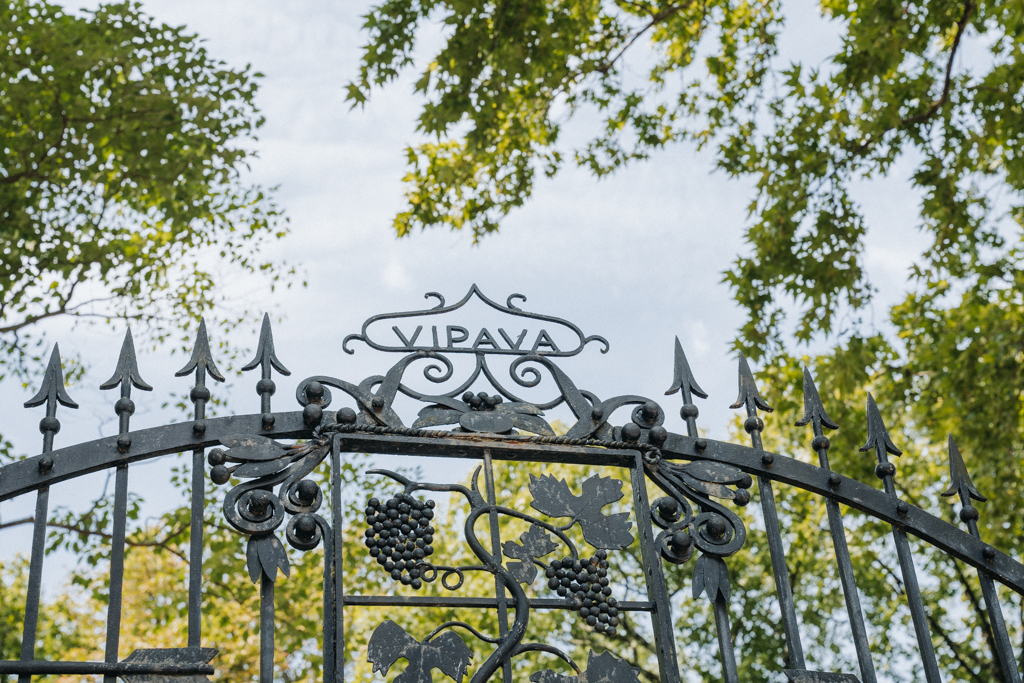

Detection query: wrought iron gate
xmin=1 ymin=286 xmax=1021 ymax=683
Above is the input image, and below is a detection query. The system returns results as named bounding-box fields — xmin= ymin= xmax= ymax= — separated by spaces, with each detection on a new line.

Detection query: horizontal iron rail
xmin=343 ymin=595 xmax=655 ymax=612
xmin=660 ymin=433 xmax=1024 ymax=597
xmin=2 ymin=412 xmax=1021 ymax=596
xmin=333 ymin=432 xmax=638 ymax=466
xmin=0 ymin=661 xmax=215 ymax=675
xmin=0 ymin=412 xmax=311 ymax=502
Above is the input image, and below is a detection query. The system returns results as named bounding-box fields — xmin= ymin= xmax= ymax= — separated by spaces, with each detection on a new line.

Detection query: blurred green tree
xmin=0 ymin=0 xmax=289 ymax=415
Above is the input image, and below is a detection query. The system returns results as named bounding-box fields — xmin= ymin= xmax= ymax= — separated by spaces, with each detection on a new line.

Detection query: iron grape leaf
xmin=692 ymin=554 xmax=730 ymax=603
xmin=529 ymin=474 xmax=634 ymax=549
xmin=246 ymin=533 xmax=290 ymax=583
xmin=502 ymin=401 xmax=545 ymax=416
xmin=368 ymin=620 xmax=473 ymax=683
xmin=232 ymin=458 xmax=293 ymax=479
xmin=502 ymin=525 xmax=559 ymax=583
xmin=529 ymin=650 xmax=642 ymax=683
xmin=684 ymin=461 xmax=746 ymax=484
xmin=412 ymin=406 xmax=465 ymax=429
xmin=509 ymin=412 xmax=556 ymax=436
xmin=680 ymin=473 xmax=736 ymax=500
xmin=220 ymin=434 xmax=290 ymax=461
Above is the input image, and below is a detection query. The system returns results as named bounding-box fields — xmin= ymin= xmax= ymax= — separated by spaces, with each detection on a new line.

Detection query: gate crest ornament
xmin=2 ymin=285 xmax=1022 ymax=683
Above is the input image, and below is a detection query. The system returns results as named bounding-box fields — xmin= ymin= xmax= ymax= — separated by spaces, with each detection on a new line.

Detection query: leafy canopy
xmin=348 ymin=0 xmax=1024 ymax=355
xmin=0 ymin=0 xmax=287 ymax=385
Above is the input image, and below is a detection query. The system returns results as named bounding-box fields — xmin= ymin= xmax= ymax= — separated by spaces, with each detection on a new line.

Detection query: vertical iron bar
xmin=175 ymin=319 xmax=224 ymax=649
xmin=713 ymin=594 xmax=739 ymax=683
xmin=320 ymin=515 xmax=336 ymax=683
xmin=747 ymin=418 xmax=805 ymax=668
xmin=18 ymin=487 xmax=50 ymax=683
xmin=973 ymin=564 xmax=1021 ymax=683
xmin=753 ymin=473 xmax=805 ymax=668
xmin=734 ymin=354 xmax=804 ymax=669
xmin=100 ymin=331 xmax=151 ymax=683
xmin=331 ymin=441 xmax=345 ymax=681
xmin=483 ymin=450 xmax=512 ymax=683
xmin=103 ymin=464 xmax=129 ymax=683
xmin=821 ymin=495 xmax=877 ymax=683
xmin=862 ymin=395 xmax=941 ymax=682
xmin=20 ymin=346 xmax=77 ymax=683
xmin=672 ymin=354 xmax=740 ymax=683
xmin=944 ymin=436 xmax=1021 ymax=683
xmin=260 ymin=573 xmax=275 ymax=683
xmin=629 ymin=453 xmax=681 ymax=683
xmin=809 ymin=429 xmax=876 ymax=680
xmin=188 ymin=447 xmax=205 ymax=648
xmin=890 ymin=525 xmax=942 ymax=683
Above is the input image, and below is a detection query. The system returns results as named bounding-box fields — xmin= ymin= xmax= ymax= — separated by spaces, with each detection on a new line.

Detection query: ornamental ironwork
xmin=0 ymin=286 xmax=1021 ymax=683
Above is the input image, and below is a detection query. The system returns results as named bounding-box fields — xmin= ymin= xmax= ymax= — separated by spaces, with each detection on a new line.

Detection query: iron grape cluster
xmin=546 ymin=550 xmax=619 ymax=637
xmin=363 ymin=493 xmax=436 ymax=589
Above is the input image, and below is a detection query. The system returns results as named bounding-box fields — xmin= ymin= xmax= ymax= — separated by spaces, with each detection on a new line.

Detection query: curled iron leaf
xmin=246 ymin=533 xmax=290 ymax=583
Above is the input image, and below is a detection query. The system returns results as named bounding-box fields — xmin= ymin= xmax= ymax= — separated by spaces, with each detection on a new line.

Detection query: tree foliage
xmin=0 ymin=0 xmax=288 ymax=384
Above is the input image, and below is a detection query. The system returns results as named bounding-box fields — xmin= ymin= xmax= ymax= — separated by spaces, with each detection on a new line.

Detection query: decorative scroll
xmin=205 ymin=294 xmax=757 ymax=682
xmin=342 ymin=285 xmax=609 ymax=357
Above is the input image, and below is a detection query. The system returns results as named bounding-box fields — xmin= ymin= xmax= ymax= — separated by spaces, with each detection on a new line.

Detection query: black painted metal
xmin=99 ymin=329 xmax=151 ymax=683
xmin=733 ymin=353 xmax=806 ymax=671
xmin=1 ymin=286 xmax=1022 ymax=683
xmin=860 ymin=395 xmax=942 ymax=683
xmin=796 ymin=369 xmax=877 ymax=683
xmin=175 ymin=318 xmax=225 ymax=650
xmin=943 ymin=435 xmax=1022 ymax=683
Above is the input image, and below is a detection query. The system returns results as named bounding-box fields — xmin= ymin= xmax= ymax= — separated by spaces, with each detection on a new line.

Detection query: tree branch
xmin=900 ymin=0 xmax=975 ymax=126
xmin=595 ymin=2 xmax=694 ymax=75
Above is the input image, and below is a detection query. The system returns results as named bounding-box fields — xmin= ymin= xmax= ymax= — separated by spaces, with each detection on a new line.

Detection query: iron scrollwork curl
xmin=209 ymin=433 xmax=333 ymax=582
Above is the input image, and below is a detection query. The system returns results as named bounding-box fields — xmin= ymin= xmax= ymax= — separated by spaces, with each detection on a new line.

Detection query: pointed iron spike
xmin=665 ymin=336 xmax=708 ymax=399
xmin=858 ymin=393 xmax=902 ymax=457
xmin=100 ymin=328 xmax=153 ymax=392
xmin=174 ymin=319 xmax=225 ymax=382
xmin=728 ymin=352 xmax=773 ymax=412
xmin=941 ymin=434 xmax=987 ymax=503
xmin=794 ymin=367 xmax=838 ymax=430
xmin=24 ymin=344 xmax=79 ymax=410
xmin=241 ymin=313 xmax=291 ymax=376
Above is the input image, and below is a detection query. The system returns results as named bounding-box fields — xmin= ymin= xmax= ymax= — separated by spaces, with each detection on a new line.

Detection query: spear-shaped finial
xmin=242 ymin=313 xmax=291 ymax=426
xmin=729 ymin=352 xmax=773 ymax=413
xmin=175 ymin=318 xmax=225 ymax=384
xmin=101 ymin=328 xmax=153 ymax=394
xmin=939 ymin=434 xmax=1019 ymax=683
xmin=175 ymin=318 xmax=224 ymax=433
xmin=666 ymin=336 xmax=707 ymax=399
xmin=795 ymin=367 xmax=838 ymax=431
xmin=100 ymin=329 xmax=152 ymax=443
xmin=941 ymin=434 xmax=986 ymax=503
xmin=665 ymin=337 xmax=707 ymax=437
xmin=858 ymin=393 xmax=901 ymax=457
xmin=795 ymin=367 xmax=841 ymax=478
xmin=24 ymin=344 xmax=79 ymax=453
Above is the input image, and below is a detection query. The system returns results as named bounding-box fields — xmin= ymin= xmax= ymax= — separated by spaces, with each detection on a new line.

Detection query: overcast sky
xmin=1 ymin=0 xmax=934 ymax=588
